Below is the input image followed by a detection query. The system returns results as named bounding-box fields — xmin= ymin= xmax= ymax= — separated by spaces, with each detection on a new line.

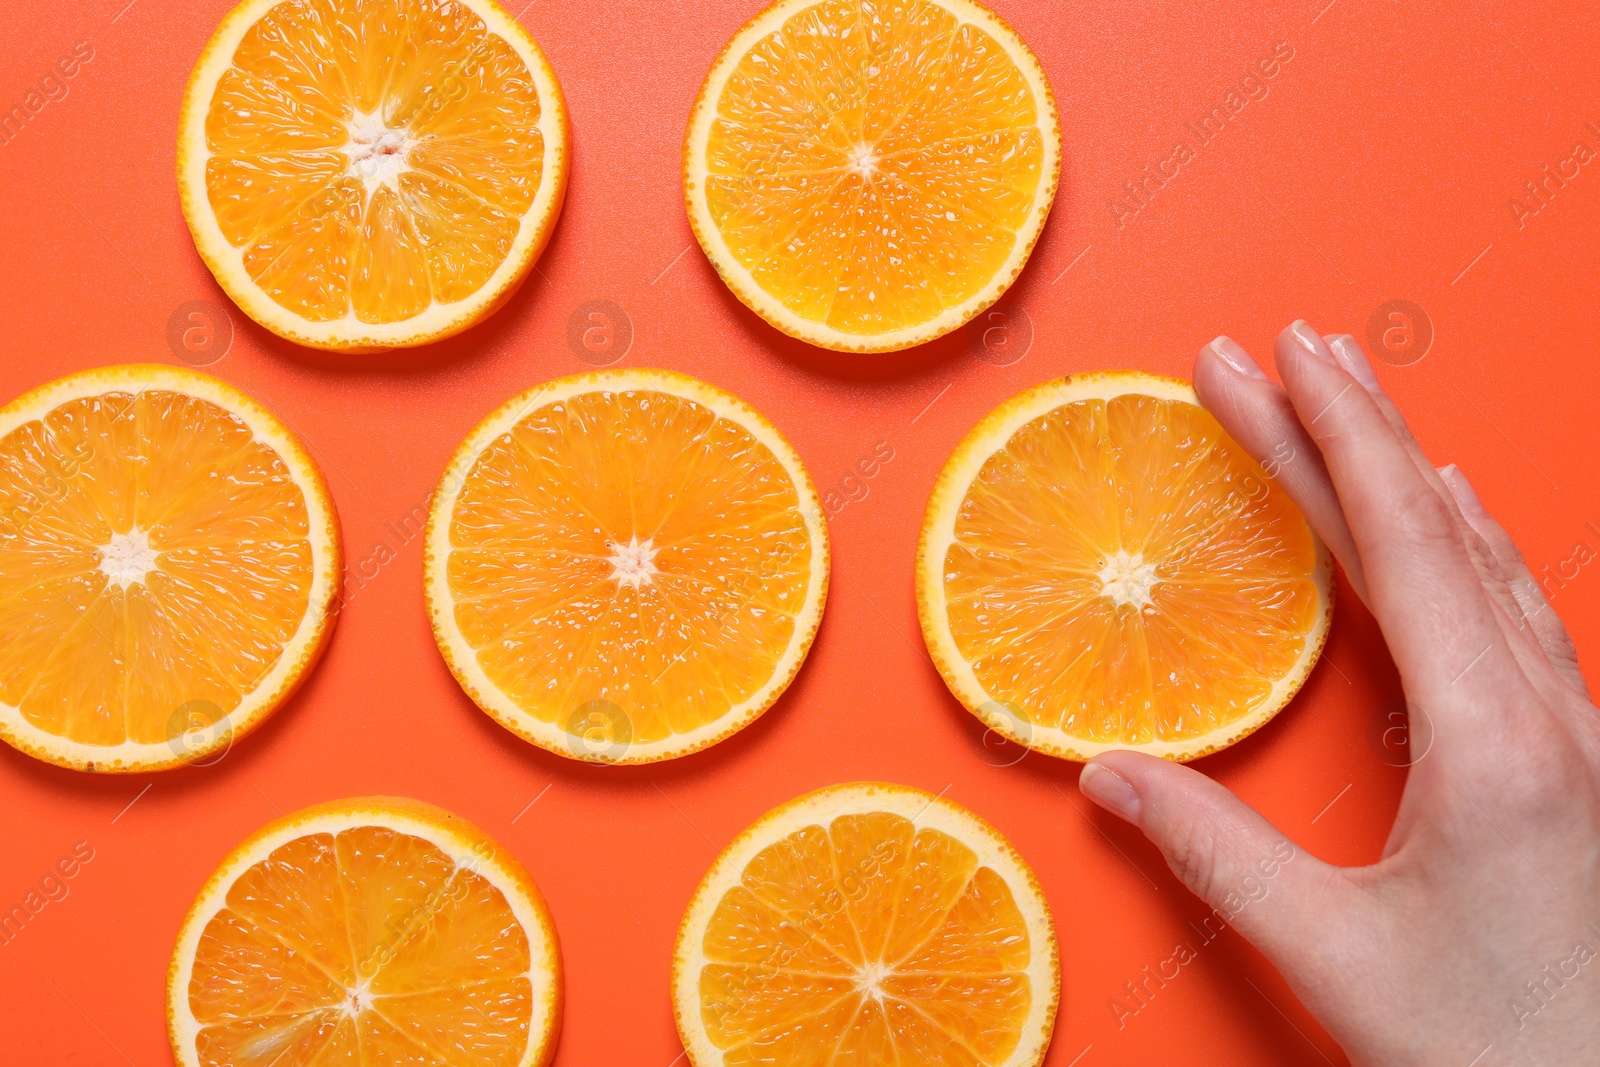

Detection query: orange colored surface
xmin=1 ymin=1 xmax=1597 ymax=1065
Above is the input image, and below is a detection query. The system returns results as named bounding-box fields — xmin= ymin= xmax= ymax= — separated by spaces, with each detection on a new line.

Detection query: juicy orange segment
xmin=425 ymin=370 xmax=829 ymax=764
xmin=179 ymin=0 xmax=568 ymax=350
xmin=917 ymin=372 xmax=1333 ymax=761
xmin=673 ymin=783 xmax=1059 ymax=1067
xmin=0 ymin=366 xmax=340 ymax=772
xmin=684 ymin=0 xmax=1060 ymax=352
xmin=167 ymin=797 xmax=562 ymax=1067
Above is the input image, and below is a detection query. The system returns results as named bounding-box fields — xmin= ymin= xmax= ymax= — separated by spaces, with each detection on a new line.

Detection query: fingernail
xmin=1080 ymin=762 xmax=1142 ymax=823
xmin=1437 ymin=464 xmax=1485 ymax=517
xmin=1286 ymin=320 xmax=1336 ymax=365
xmin=1206 ymin=336 xmax=1267 ymax=379
xmin=1327 ymin=334 xmax=1381 ymax=392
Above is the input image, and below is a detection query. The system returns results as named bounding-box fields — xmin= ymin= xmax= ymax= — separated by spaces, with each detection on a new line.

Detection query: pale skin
xmin=1078 ymin=321 xmax=1600 ymax=1065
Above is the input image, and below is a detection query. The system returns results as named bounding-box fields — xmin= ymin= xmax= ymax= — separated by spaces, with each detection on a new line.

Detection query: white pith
xmin=343 ymin=979 xmax=373 ymax=1016
xmin=605 ymin=535 xmax=661 ymax=590
xmin=1098 ymin=548 xmax=1159 ymax=611
xmin=98 ymin=528 xmax=159 ymax=588
xmin=846 ymin=143 xmax=880 ymax=179
xmin=343 ymin=109 xmax=414 ymax=200
xmin=853 ymin=959 xmax=893 ymax=1000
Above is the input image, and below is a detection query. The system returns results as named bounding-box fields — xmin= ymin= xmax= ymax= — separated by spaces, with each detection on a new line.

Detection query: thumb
xmin=1080 ymin=751 xmax=1355 ymax=967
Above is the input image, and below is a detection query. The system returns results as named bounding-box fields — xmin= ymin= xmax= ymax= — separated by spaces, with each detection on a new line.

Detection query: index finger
xmin=1274 ymin=323 xmax=1526 ymax=715
xmin=1194 ymin=338 xmax=1367 ymax=604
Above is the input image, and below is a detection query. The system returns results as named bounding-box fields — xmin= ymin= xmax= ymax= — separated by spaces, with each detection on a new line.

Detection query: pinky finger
xmin=1438 ymin=464 xmax=1588 ymax=696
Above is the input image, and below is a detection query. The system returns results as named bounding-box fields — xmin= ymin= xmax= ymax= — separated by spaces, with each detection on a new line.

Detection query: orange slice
xmin=684 ymin=0 xmax=1060 ymax=353
xmin=672 ymin=782 xmax=1059 ymax=1067
xmin=0 ymin=365 xmax=340 ymax=773
xmin=424 ymin=369 xmax=829 ymax=764
xmin=178 ymin=0 xmax=569 ymax=351
xmin=167 ymin=796 xmax=562 ymax=1067
xmin=917 ymin=372 xmax=1333 ymax=761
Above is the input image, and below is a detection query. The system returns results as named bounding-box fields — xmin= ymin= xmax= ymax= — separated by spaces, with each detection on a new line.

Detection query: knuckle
xmin=1463 ymin=530 xmax=1507 ymax=584
xmin=1510 ymin=577 xmax=1564 ymax=637
xmin=1490 ymin=528 xmax=1529 ymax=570
xmin=1390 ymin=485 xmax=1461 ymax=551
xmin=1481 ymin=719 xmax=1594 ymax=823
xmin=1542 ymin=633 xmax=1580 ymax=675
xmin=1162 ymin=820 xmax=1224 ymax=902
xmin=1530 ymin=741 xmax=1591 ymax=800
xmin=1543 ymin=626 xmax=1581 ymax=671
xmin=1377 ymin=398 xmax=1421 ymax=448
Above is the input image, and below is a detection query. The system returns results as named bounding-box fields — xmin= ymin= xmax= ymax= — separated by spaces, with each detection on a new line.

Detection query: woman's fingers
xmin=1323 ymin=333 xmax=1541 ymax=641
xmin=1080 ymin=752 xmax=1356 ymax=971
xmin=1438 ymin=464 xmax=1588 ymax=696
xmin=1194 ymin=339 xmax=1368 ymax=603
xmin=1324 ymin=334 xmax=1423 ymax=452
xmin=1318 ymin=331 xmax=1573 ymax=697
xmin=1273 ymin=324 xmax=1526 ymax=720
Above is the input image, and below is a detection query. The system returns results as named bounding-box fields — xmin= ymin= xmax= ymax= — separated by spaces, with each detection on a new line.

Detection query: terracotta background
xmin=1 ymin=0 xmax=1597 ymax=1063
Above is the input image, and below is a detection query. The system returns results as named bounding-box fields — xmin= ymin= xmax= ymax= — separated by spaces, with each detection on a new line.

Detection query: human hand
xmin=1077 ymin=320 xmax=1600 ymax=1065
